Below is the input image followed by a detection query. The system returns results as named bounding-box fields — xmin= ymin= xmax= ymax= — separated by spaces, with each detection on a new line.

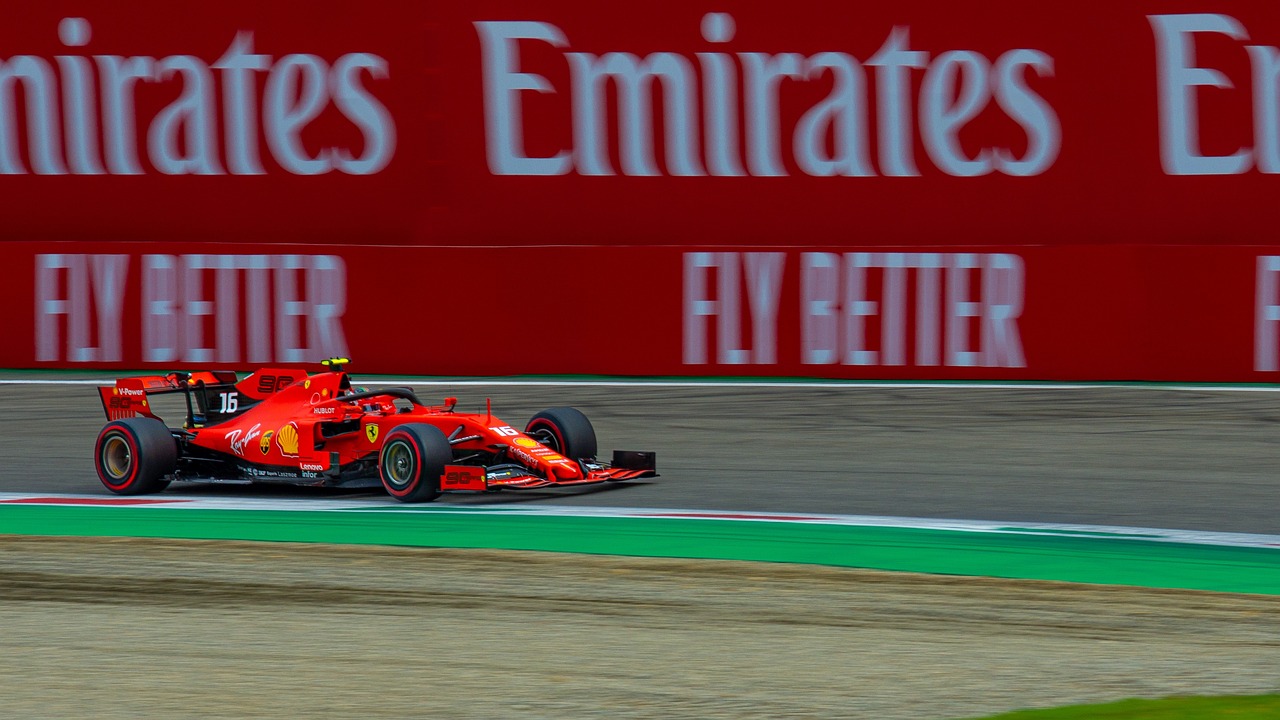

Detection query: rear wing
xmin=99 ymin=368 xmax=311 ymax=425
xmin=98 ymin=371 xmax=238 ymax=422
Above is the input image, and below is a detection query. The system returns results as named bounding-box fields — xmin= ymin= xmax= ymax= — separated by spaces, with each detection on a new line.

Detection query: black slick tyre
xmin=379 ymin=423 xmax=450 ymax=503
xmin=525 ymin=407 xmax=597 ymax=460
xmin=94 ymin=417 xmax=176 ymax=495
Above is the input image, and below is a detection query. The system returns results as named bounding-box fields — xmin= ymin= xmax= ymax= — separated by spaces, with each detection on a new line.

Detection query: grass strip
xmin=959 ymin=694 xmax=1280 ymax=719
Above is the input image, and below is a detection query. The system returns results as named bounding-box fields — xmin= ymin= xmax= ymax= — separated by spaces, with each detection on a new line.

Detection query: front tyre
xmin=94 ymin=418 xmax=176 ymax=495
xmin=526 ymin=407 xmax=597 ymax=460
xmin=379 ymin=424 xmax=450 ymax=503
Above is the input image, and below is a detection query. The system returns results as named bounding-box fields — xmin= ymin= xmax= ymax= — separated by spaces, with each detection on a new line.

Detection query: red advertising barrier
xmin=3 ymin=2 xmax=1280 ymax=379
xmin=8 ymin=242 xmax=1280 ymax=381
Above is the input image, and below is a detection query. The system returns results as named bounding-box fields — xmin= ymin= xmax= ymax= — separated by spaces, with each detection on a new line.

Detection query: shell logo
xmin=276 ymin=423 xmax=300 ymax=457
xmin=259 ymin=431 xmax=274 ymax=455
xmin=513 ymin=437 xmax=539 ymax=448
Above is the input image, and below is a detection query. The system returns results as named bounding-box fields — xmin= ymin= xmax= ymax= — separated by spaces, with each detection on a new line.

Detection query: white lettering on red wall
xmin=1149 ymin=13 xmax=1280 ymax=176
xmin=0 ymin=18 xmax=395 ymax=176
xmin=476 ymin=14 xmax=1060 ymax=178
xmin=684 ymin=251 xmax=1025 ymax=369
xmin=34 ymin=254 xmax=128 ymax=362
xmin=1257 ymin=255 xmax=1280 ymax=371
xmin=684 ymin=252 xmax=786 ymax=364
xmin=35 ymin=254 xmax=349 ymax=364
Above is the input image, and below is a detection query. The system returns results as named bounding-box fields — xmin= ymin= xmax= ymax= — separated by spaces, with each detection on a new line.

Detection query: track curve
xmin=1 ymin=381 xmax=1276 ymax=534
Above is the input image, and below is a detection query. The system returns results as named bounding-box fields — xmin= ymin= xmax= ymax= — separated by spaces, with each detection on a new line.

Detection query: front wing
xmin=466 ymin=451 xmax=657 ymax=491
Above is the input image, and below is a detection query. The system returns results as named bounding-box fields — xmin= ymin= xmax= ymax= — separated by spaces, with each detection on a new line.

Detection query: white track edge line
xmin=3 ymin=378 xmax=1280 ymax=392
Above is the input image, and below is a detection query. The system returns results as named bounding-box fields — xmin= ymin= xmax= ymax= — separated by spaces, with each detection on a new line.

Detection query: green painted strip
xmin=2 ymin=506 xmax=1278 ymax=594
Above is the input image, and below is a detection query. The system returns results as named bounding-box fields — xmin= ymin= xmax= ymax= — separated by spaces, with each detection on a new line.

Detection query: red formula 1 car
xmin=93 ymin=359 xmax=657 ymax=502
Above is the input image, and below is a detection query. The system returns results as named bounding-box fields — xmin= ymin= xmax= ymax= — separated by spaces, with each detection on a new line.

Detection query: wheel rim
xmin=383 ymin=440 xmax=415 ymax=488
xmin=529 ymin=426 xmax=561 ymax=454
xmin=102 ymin=435 xmax=132 ymax=481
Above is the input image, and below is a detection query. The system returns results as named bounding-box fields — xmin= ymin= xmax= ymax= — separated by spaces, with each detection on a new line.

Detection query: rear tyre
xmin=525 ymin=407 xmax=597 ymax=460
xmin=379 ymin=424 xmax=450 ymax=503
xmin=94 ymin=418 xmax=176 ymax=495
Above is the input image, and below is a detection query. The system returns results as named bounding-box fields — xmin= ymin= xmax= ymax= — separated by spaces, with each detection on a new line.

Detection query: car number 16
xmin=219 ymin=392 xmax=239 ymax=413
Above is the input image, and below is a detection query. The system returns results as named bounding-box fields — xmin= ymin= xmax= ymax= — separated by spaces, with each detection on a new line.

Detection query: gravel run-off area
xmin=1 ymin=537 xmax=1277 ymax=720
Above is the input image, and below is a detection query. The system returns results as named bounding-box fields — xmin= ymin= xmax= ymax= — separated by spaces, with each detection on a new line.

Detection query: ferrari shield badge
xmin=366 ymin=423 xmax=379 ymax=443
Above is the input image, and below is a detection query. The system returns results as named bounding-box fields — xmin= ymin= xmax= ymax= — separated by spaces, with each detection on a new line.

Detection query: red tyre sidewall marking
xmin=528 ymin=420 xmax=566 ymax=456
xmin=96 ymin=426 xmax=140 ymax=492
xmin=380 ymin=433 xmax=420 ymax=498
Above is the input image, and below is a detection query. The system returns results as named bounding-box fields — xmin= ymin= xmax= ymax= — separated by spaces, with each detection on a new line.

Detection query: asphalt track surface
xmin=1 ymin=379 xmax=1276 ymax=534
xmin=3 ymin=378 xmax=1279 ymax=719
